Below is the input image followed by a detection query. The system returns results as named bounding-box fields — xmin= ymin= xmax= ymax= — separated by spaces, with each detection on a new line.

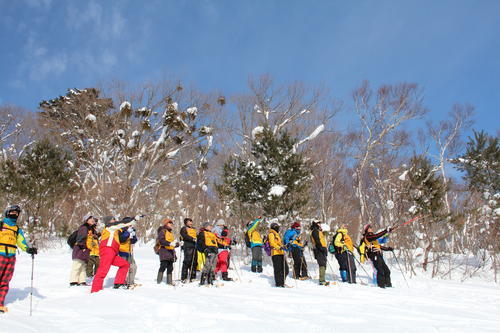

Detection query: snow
xmin=186 ymin=107 xmax=198 ymax=116
xmin=119 ymin=101 xmax=131 ymax=111
xmin=166 ymin=149 xmax=179 ymax=158
xmin=252 ymin=126 xmax=264 ymax=139
xmin=409 ymin=205 xmax=418 ymax=214
xmin=297 ymin=124 xmax=324 ymax=146
xmin=85 ymin=114 xmax=96 ymax=122
xmin=268 ymin=185 xmax=286 ymax=197
xmin=398 ymin=170 xmax=408 ymax=181
xmin=131 ymin=130 xmax=140 ymax=137
xmin=2 ymin=244 xmax=499 ymax=332
xmin=386 ymin=200 xmax=395 ymax=210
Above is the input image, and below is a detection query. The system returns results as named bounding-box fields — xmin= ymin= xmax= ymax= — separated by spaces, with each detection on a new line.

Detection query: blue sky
xmin=1 ymin=0 xmax=499 ymax=135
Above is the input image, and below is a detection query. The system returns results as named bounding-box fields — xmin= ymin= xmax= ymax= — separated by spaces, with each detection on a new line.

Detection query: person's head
xmin=202 ymin=222 xmax=212 ymax=231
xmin=163 ymin=218 xmax=174 ymax=230
xmin=216 ymin=219 xmax=225 ymax=227
xmin=184 ymin=218 xmax=193 ymax=227
xmin=103 ymin=216 xmax=117 ymax=227
xmin=270 ymin=222 xmax=280 ymax=232
xmin=363 ymin=224 xmax=372 ymax=235
xmin=84 ymin=215 xmax=96 ymax=226
xmin=5 ymin=205 xmax=21 ymax=220
xmin=291 ymin=222 xmax=301 ymax=230
xmin=311 ymin=221 xmax=321 ymax=230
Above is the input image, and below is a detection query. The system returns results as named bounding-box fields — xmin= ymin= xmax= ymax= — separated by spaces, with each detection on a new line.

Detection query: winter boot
xmin=256 ymin=265 xmax=263 ymax=273
xmin=319 ymin=266 xmax=326 ymax=284
xmin=222 ymin=272 xmax=233 ymax=281
xmin=69 ymin=282 xmax=79 ymax=287
xmin=166 ymin=273 xmax=174 ymax=286
xmin=199 ymin=273 xmax=207 ymax=286
xmin=208 ymin=272 xmax=215 ymax=285
xmin=157 ymin=271 xmax=164 ymax=284
xmin=340 ymin=270 xmax=347 ymax=282
xmin=113 ymin=283 xmax=129 ymax=289
xmin=251 ymin=265 xmax=257 ymax=272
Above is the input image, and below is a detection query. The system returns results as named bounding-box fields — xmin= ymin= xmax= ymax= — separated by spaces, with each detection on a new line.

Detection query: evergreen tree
xmin=452 ymin=130 xmax=499 ymax=194
xmin=217 ymin=128 xmax=312 ymax=218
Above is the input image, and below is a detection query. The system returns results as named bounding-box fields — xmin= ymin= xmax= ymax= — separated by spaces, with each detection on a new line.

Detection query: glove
xmin=27 ymin=247 xmax=38 ymax=255
xmin=134 ymin=214 xmax=144 ymax=221
xmin=127 ymin=226 xmax=134 ymax=233
xmin=387 ymin=246 xmax=394 ymax=251
xmin=179 ymin=240 xmax=184 ymax=247
xmin=129 ymin=230 xmax=136 ymax=238
xmin=343 ymin=245 xmax=349 ymax=252
xmin=231 ymin=239 xmax=237 ymax=245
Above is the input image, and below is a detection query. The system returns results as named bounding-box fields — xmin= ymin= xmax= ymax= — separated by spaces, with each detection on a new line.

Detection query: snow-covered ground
xmin=2 ymin=243 xmax=499 ymax=333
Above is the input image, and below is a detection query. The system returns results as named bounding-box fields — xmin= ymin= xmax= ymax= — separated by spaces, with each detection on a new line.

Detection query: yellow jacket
xmin=334 ymin=228 xmax=354 ymax=253
xmin=268 ymin=229 xmax=284 ymax=256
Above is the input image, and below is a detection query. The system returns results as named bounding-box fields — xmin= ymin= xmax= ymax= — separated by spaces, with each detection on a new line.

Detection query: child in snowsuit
xmin=268 ymin=223 xmax=289 ymax=287
xmin=333 ymin=225 xmax=356 ymax=283
xmin=213 ymin=221 xmax=233 ymax=281
xmin=197 ymin=222 xmax=218 ymax=285
xmin=246 ymin=218 xmax=263 ymax=273
xmin=0 ymin=205 xmax=37 ymax=313
xmin=157 ymin=219 xmax=179 ymax=285
xmin=284 ymin=222 xmax=309 ymax=280
xmin=362 ymin=224 xmax=396 ymax=288
xmin=70 ymin=215 xmax=96 ymax=286
xmin=85 ymin=223 xmax=100 ymax=282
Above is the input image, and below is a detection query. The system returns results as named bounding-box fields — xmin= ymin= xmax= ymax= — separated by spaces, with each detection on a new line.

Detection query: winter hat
xmin=83 ymin=215 xmax=94 ymax=224
xmin=310 ymin=221 xmax=320 ymax=230
xmin=363 ymin=224 xmax=371 ymax=234
xmin=216 ymin=219 xmax=225 ymax=227
xmin=162 ymin=218 xmax=173 ymax=225
xmin=202 ymin=222 xmax=212 ymax=229
xmin=270 ymin=223 xmax=280 ymax=232
xmin=103 ymin=216 xmax=116 ymax=226
xmin=291 ymin=222 xmax=301 ymax=229
xmin=4 ymin=205 xmax=21 ymax=218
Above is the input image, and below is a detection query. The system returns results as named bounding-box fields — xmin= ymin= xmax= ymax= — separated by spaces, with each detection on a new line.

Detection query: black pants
xmin=159 ymin=260 xmax=174 ymax=274
xmin=181 ymin=247 xmax=197 ymax=280
xmin=314 ymin=249 xmax=327 ymax=267
xmin=371 ymin=253 xmax=391 ymax=288
xmin=272 ymin=255 xmax=289 ymax=287
xmin=338 ymin=251 xmax=356 ymax=283
xmin=291 ymin=247 xmax=308 ymax=278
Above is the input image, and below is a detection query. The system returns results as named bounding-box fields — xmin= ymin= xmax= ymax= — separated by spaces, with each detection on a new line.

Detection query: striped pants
xmin=0 ymin=255 xmax=16 ymax=307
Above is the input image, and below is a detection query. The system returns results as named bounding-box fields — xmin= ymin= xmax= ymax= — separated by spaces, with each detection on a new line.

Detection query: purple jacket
xmin=157 ymin=226 xmax=176 ymax=262
xmin=72 ymin=224 xmax=91 ymax=262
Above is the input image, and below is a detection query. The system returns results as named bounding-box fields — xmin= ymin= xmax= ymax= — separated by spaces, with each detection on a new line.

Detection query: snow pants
xmin=126 ymin=255 xmax=137 ymax=285
xmin=181 ymin=247 xmax=197 ymax=280
xmin=338 ymin=251 xmax=356 ymax=283
xmin=372 ymin=253 xmax=391 ymax=288
xmin=158 ymin=260 xmax=174 ymax=274
xmin=215 ymin=250 xmax=229 ymax=274
xmin=251 ymin=246 xmax=263 ymax=272
xmin=0 ymin=255 xmax=16 ymax=307
xmin=86 ymin=255 xmax=100 ymax=278
xmin=271 ymin=254 xmax=289 ymax=287
xmin=70 ymin=259 xmax=87 ymax=284
xmin=291 ymin=247 xmax=308 ymax=278
xmin=202 ymin=252 xmax=217 ymax=275
xmin=91 ymin=247 xmax=129 ymax=293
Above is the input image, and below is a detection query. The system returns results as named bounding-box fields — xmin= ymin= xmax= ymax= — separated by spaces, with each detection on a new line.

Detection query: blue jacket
xmin=283 ymin=229 xmax=302 ymax=249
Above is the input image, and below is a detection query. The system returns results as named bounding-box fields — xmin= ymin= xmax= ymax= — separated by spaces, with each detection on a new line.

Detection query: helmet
xmin=5 ymin=205 xmax=21 ymax=217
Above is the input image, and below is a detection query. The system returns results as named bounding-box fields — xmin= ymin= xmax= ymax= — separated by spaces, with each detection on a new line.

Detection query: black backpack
xmin=67 ymin=230 xmax=79 ymax=248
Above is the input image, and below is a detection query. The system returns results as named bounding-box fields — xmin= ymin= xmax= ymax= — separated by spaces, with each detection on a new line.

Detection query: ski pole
xmin=394 ymin=215 xmax=422 ymax=229
xmin=348 ymin=250 xmax=371 ymax=282
xmin=391 ymin=249 xmax=410 ymax=288
xmin=30 ymin=253 xmax=34 ymax=316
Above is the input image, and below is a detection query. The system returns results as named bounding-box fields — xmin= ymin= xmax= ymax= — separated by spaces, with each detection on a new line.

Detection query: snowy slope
xmin=2 ymin=243 xmax=499 ymax=333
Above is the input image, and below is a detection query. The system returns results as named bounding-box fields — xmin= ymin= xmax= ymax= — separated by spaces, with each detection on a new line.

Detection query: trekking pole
xmin=391 ymin=250 xmax=410 ymax=288
xmin=30 ymin=253 xmax=34 ymax=316
xmin=178 ymin=246 xmax=183 ymax=281
xmin=307 ymin=246 xmax=318 ymax=279
xmin=348 ymin=250 xmax=371 ymax=281
xmin=189 ymin=248 xmax=196 ymax=282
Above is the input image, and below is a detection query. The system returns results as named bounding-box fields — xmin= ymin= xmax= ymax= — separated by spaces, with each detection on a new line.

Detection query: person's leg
xmin=381 ymin=256 xmax=391 ymax=287
xmin=91 ymin=248 xmax=114 ymax=293
xmin=0 ymin=256 xmax=16 ymax=308
xmin=272 ymin=255 xmax=284 ymax=287
xmin=111 ymin=255 xmax=130 ymax=285
xmin=166 ymin=260 xmax=174 ymax=285
xmin=373 ymin=255 xmax=386 ymax=288
xmin=291 ymin=247 xmax=301 ymax=278
xmin=127 ymin=256 xmax=137 ymax=285
xmin=299 ymin=251 xmax=308 ymax=278
xmin=181 ymin=248 xmax=192 ymax=281
xmin=86 ymin=257 xmax=94 ymax=278
xmin=70 ymin=259 xmax=82 ymax=284
xmin=157 ymin=260 xmax=168 ymax=283
xmin=76 ymin=259 xmax=87 ymax=284
xmin=255 ymin=246 xmax=263 ymax=273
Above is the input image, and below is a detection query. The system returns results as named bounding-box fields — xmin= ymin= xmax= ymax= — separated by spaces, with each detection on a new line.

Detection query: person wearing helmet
xmin=0 ymin=205 xmax=37 ymax=313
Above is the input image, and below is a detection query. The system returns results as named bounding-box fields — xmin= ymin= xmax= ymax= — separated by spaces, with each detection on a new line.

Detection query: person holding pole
xmin=333 ymin=225 xmax=356 ymax=284
xmin=156 ymin=218 xmax=179 ymax=285
xmin=268 ymin=222 xmax=289 ymax=287
xmin=362 ymin=224 xmax=396 ymax=288
xmin=0 ymin=205 xmax=37 ymax=313
xmin=180 ymin=217 xmax=197 ymax=283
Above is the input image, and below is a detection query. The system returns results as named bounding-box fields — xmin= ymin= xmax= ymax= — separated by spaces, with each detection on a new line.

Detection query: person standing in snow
xmin=70 ymin=215 xmax=96 ymax=286
xmin=246 ymin=217 xmax=263 ymax=273
xmin=180 ymin=217 xmax=197 ymax=283
xmin=333 ymin=225 xmax=356 ymax=284
xmin=268 ymin=222 xmax=289 ymax=287
xmin=197 ymin=222 xmax=218 ymax=285
xmin=213 ymin=221 xmax=233 ymax=281
xmin=156 ymin=218 xmax=179 ymax=285
xmin=118 ymin=226 xmax=138 ymax=287
xmin=91 ymin=215 xmax=140 ymax=293
xmin=284 ymin=222 xmax=309 ymax=280
xmin=0 ymin=205 xmax=37 ymax=313
xmin=310 ymin=221 xmax=329 ymax=285
xmin=85 ymin=222 xmax=100 ymax=283
xmin=362 ymin=224 xmax=396 ymax=288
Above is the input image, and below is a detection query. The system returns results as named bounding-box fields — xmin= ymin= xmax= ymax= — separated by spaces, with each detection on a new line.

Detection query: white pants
xmin=70 ymin=259 xmax=87 ymax=283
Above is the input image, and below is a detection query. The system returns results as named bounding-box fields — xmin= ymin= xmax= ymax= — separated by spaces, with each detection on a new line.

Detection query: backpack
xmin=67 ymin=230 xmax=79 ymax=249
xmin=153 ymin=240 xmax=161 ymax=255
xmin=328 ymin=232 xmax=344 ymax=255
xmin=263 ymin=235 xmax=271 ymax=256
xmin=357 ymin=239 xmax=367 ymax=263
xmin=244 ymin=231 xmax=251 ymax=248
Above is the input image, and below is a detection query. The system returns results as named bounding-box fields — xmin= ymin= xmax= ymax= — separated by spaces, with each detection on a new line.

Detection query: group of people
xmin=0 ymin=205 xmax=399 ymax=312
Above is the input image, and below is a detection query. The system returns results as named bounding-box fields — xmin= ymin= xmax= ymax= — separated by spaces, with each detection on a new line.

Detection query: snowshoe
xmin=299 ymin=276 xmax=311 ymax=281
xmin=319 ymin=281 xmax=330 ymax=286
xmin=69 ymin=282 xmax=79 ymax=287
xmin=113 ymin=283 xmax=130 ymax=290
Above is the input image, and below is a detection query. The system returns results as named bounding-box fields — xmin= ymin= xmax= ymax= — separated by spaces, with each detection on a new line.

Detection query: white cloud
xmin=29 ymin=53 xmax=68 ymax=81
